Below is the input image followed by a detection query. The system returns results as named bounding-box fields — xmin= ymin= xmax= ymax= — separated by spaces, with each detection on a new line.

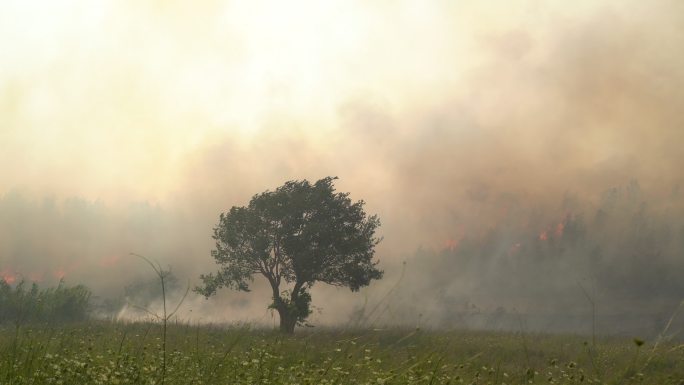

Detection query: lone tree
xmin=196 ymin=177 xmax=383 ymax=333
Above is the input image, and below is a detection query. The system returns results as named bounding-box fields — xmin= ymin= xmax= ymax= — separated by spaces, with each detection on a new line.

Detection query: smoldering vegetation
xmin=376 ymin=181 xmax=684 ymax=336
xmin=1 ymin=178 xmax=683 ymax=336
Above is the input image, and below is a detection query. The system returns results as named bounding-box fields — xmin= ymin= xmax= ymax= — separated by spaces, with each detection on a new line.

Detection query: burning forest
xmin=1 ymin=0 xmax=684 ymax=383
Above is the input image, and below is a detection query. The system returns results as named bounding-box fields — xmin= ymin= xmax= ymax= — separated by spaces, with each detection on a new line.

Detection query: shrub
xmin=0 ymin=279 xmax=91 ymax=324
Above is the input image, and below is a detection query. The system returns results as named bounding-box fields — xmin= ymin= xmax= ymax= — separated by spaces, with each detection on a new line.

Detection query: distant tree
xmin=196 ymin=177 xmax=383 ymax=333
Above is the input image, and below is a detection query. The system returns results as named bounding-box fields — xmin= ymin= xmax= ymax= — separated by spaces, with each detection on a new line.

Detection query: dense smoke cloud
xmin=1 ymin=1 xmax=683 ymax=333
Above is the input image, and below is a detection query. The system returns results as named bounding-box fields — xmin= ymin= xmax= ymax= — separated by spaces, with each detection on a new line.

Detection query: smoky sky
xmin=1 ymin=1 xmax=683 ymax=332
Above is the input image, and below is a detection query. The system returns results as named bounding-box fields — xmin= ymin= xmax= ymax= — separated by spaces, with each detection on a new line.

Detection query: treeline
xmin=389 ymin=181 xmax=684 ymax=334
xmin=0 ymin=280 xmax=91 ymax=324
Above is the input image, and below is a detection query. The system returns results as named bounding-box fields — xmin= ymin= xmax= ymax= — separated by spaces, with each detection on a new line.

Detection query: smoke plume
xmin=1 ymin=0 xmax=683 ymax=334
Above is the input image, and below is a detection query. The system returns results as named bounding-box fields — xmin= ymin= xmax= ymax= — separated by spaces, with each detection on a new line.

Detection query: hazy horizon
xmin=2 ymin=0 xmax=683 ymax=335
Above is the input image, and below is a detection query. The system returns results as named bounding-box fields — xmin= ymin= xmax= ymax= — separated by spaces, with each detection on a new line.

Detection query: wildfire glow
xmin=555 ymin=222 xmax=565 ymax=237
xmin=100 ymin=255 xmax=121 ymax=268
xmin=1 ymin=269 xmax=17 ymax=284
xmin=444 ymin=238 xmax=460 ymax=251
xmin=53 ymin=268 xmax=67 ymax=280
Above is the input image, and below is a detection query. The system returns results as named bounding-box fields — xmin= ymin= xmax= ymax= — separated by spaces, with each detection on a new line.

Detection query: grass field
xmin=0 ymin=322 xmax=682 ymax=385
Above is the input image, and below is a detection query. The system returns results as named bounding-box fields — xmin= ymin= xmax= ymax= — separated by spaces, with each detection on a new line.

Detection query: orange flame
xmin=1 ymin=269 xmax=17 ymax=284
xmin=555 ymin=222 xmax=565 ymax=237
xmin=444 ymin=238 xmax=460 ymax=251
xmin=53 ymin=268 xmax=66 ymax=280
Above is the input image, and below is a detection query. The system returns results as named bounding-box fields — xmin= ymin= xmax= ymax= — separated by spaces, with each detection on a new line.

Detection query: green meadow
xmin=1 ymin=322 xmax=682 ymax=385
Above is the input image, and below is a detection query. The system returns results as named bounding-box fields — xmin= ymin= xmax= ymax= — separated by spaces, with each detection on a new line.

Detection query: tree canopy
xmin=196 ymin=177 xmax=383 ymax=333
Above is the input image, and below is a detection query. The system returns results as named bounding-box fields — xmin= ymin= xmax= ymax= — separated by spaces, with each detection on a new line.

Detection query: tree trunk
xmin=276 ymin=305 xmax=296 ymax=334
xmin=267 ymin=276 xmax=301 ymax=334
